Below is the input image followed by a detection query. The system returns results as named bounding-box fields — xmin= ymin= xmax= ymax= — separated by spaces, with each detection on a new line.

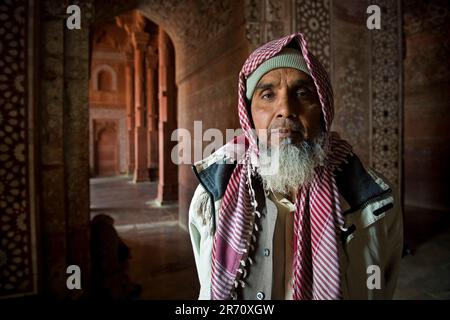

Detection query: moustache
xmin=268 ymin=119 xmax=305 ymax=137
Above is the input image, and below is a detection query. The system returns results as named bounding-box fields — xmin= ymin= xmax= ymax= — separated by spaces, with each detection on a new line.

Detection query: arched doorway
xmin=95 ymin=123 xmax=119 ymax=177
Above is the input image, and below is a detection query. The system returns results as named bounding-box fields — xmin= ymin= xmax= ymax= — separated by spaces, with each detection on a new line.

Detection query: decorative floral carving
xmin=245 ymin=0 xmax=288 ymax=50
xmin=370 ymin=0 xmax=402 ymax=186
xmin=0 ymin=0 xmax=33 ymax=296
xmin=335 ymin=57 xmax=366 ymax=153
xmin=139 ymin=0 xmax=233 ymax=52
xmin=294 ymin=0 xmax=330 ymax=72
xmin=245 ymin=0 xmax=330 ymax=69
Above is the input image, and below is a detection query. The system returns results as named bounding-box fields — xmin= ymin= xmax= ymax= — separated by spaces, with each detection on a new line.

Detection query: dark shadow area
xmin=89 ymin=176 xmax=197 ymax=299
xmin=119 ymin=224 xmax=199 ymax=299
xmin=404 ymin=206 xmax=450 ymax=254
xmin=90 ymin=214 xmax=142 ymax=299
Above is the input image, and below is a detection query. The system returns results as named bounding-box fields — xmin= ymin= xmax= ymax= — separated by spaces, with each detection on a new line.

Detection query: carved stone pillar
xmin=125 ymin=52 xmax=135 ymax=175
xmin=157 ymin=29 xmax=178 ymax=204
xmin=146 ymin=46 xmax=159 ymax=181
xmin=245 ymin=0 xmax=293 ymax=51
xmin=132 ymin=31 xmax=150 ymax=182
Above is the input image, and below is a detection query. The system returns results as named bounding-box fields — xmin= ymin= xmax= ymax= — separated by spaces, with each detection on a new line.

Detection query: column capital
xmin=115 ymin=10 xmax=146 ymax=34
xmin=132 ymin=32 xmax=150 ymax=51
xmin=124 ymin=49 xmax=134 ymax=62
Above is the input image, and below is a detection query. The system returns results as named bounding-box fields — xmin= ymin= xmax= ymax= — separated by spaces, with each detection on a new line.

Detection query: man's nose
xmin=276 ymin=96 xmax=297 ymax=119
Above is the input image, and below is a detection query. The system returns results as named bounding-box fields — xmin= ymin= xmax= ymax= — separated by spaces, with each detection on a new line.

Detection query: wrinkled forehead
xmin=255 ymin=68 xmax=313 ymax=87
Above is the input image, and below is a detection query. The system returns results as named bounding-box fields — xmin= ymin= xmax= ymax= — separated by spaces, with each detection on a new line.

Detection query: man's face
xmin=250 ymin=68 xmax=322 ymax=147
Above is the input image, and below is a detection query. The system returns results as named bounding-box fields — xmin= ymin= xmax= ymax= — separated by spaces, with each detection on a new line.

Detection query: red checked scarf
xmin=210 ymin=33 xmax=353 ymax=300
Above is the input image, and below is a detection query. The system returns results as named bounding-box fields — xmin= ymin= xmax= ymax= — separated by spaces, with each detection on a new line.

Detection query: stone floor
xmin=90 ymin=176 xmax=178 ymax=227
xmin=394 ymin=206 xmax=450 ymax=299
xmin=90 ymin=176 xmax=450 ymax=300
xmin=90 ymin=175 xmax=199 ymax=299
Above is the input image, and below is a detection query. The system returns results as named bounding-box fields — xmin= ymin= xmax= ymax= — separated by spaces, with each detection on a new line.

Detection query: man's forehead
xmin=257 ymin=68 xmax=313 ymax=87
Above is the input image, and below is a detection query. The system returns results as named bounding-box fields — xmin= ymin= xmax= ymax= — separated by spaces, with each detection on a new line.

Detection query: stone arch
xmin=95 ymin=1 xmax=248 ymax=226
xmin=95 ymin=122 xmax=119 ymax=176
xmin=29 ymin=0 xmax=250 ymax=298
xmin=92 ymin=64 xmax=118 ymax=91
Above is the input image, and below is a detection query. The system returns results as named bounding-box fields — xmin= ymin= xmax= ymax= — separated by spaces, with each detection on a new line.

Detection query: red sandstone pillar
xmin=157 ymin=29 xmax=178 ymax=204
xmin=132 ymin=32 xmax=150 ymax=182
xmin=146 ymin=46 xmax=159 ymax=181
xmin=125 ymin=53 xmax=135 ymax=175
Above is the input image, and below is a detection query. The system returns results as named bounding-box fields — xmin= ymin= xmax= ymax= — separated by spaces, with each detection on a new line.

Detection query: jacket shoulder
xmin=335 ymin=154 xmax=391 ymax=213
xmin=189 ymin=184 xmax=214 ymax=228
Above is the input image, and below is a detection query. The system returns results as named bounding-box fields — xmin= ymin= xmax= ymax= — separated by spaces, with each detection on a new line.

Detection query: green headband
xmin=245 ymin=48 xmax=310 ymax=100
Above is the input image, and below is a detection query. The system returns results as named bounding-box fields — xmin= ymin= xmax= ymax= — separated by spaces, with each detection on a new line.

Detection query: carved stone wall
xmin=244 ymin=0 xmax=402 ymax=189
xmin=245 ymin=0 xmax=292 ymax=51
xmin=139 ymin=0 xmax=233 ymax=52
xmin=244 ymin=0 xmax=331 ymax=71
xmin=93 ymin=120 xmax=119 ymax=176
xmin=37 ymin=0 xmax=93 ymax=298
xmin=88 ymin=22 xmax=128 ymax=176
xmin=89 ymin=109 xmax=127 ymax=174
xmin=0 ymin=0 xmax=36 ymax=297
xmin=331 ymin=0 xmax=370 ymax=164
xmin=294 ymin=0 xmax=331 ymax=72
xmin=369 ymin=0 xmax=402 ymax=187
xmin=137 ymin=0 xmax=240 ymax=83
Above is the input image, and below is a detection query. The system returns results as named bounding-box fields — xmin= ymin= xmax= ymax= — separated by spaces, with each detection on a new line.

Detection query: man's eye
xmin=297 ymin=88 xmax=311 ymax=97
xmin=261 ymin=92 xmax=274 ymax=100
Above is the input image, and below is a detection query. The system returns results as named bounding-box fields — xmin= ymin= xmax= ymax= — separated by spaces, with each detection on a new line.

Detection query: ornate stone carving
xmin=139 ymin=0 xmax=233 ymax=52
xmin=294 ymin=0 xmax=331 ymax=72
xmin=244 ymin=0 xmax=330 ymax=70
xmin=0 ymin=0 xmax=34 ymax=296
xmin=370 ymin=0 xmax=402 ymax=186
xmin=90 ymin=109 xmax=127 ymax=174
xmin=335 ymin=56 xmax=366 ymax=154
xmin=245 ymin=0 xmax=289 ymax=50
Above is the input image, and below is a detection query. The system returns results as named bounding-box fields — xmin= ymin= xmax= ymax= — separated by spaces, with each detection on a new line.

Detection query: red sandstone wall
xmin=175 ymin=4 xmax=249 ymax=228
xmin=403 ymin=0 xmax=450 ymax=210
xmin=89 ymin=22 xmax=128 ymax=176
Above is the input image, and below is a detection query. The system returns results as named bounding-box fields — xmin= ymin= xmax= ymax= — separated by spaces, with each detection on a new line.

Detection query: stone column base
xmin=133 ymin=168 xmax=149 ymax=183
xmin=148 ymin=167 xmax=158 ymax=181
xmin=157 ymin=183 xmax=178 ymax=204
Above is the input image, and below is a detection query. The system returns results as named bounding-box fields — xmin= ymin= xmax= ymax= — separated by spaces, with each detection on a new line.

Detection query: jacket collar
xmin=192 ymin=146 xmax=389 ymax=213
xmin=192 ymin=144 xmax=238 ymax=202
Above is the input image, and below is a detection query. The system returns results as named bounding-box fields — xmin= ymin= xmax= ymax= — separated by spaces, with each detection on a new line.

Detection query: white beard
xmin=257 ymin=134 xmax=326 ymax=195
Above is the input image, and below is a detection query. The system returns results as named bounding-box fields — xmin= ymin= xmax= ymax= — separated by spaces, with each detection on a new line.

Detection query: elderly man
xmin=188 ymin=33 xmax=403 ymax=300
